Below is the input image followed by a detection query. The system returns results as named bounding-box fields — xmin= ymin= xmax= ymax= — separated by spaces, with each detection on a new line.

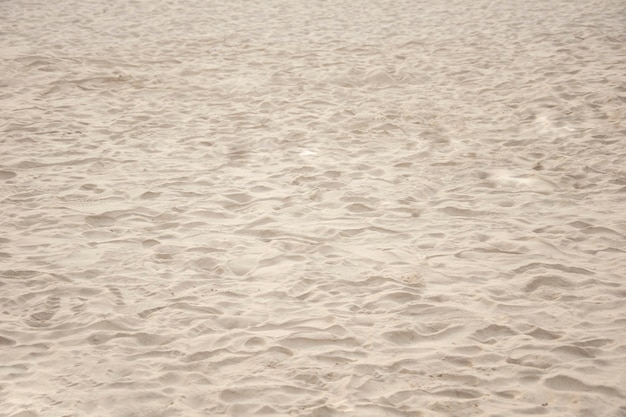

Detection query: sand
xmin=1 ymin=0 xmax=625 ymax=416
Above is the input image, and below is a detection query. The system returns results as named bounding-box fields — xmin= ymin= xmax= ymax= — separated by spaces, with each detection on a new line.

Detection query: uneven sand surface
xmin=1 ymin=1 xmax=625 ymax=416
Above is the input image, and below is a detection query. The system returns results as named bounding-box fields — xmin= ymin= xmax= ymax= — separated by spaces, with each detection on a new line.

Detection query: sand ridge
xmin=1 ymin=0 xmax=625 ymax=416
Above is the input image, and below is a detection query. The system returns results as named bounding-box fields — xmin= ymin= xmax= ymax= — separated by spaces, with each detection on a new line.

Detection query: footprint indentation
xmin=0 ymin=170 xmax=17 ymax=180
xmin=108 ymin=287 xmax=126 ymax=306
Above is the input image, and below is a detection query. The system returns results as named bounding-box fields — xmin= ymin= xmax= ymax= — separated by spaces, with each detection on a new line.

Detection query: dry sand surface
xmin=1 ymin=0 xmax=626 ymax=416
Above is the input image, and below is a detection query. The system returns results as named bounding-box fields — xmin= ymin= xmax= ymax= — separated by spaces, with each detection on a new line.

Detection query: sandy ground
xmin=1 ymin=0 xmax=625 ymax=416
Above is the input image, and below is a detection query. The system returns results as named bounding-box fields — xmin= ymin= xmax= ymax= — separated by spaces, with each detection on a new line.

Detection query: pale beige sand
xmin=1 ymin=0 xmax=625 ymax=416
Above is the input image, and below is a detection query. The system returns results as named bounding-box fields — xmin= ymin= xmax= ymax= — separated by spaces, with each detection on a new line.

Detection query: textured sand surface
xmin=1 ymin=1 xmax=625 ymax=416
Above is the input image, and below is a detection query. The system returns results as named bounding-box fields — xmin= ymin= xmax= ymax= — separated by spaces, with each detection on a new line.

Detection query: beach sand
xmin=1 ymin=0 xmax=625 ymax=416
